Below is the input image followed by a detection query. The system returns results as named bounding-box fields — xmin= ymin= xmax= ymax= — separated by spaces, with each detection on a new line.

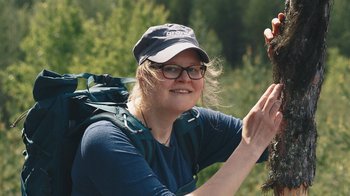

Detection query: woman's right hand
xmin=264 ymin=13 xmax=285 ymax=58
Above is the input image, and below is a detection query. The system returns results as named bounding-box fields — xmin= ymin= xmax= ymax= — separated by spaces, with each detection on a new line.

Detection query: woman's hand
xmin=264 ymin=13 xmax=285 ymax=58
xmin=189 ymin=84 xmax=283 ymax=196
xmin=189 ymin=17 xmax=286 ymax=196
xmin=242 ymin=84 xmax=283 ymax=154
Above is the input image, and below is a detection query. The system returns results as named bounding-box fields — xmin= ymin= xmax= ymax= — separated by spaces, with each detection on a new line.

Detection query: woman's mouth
xmin=170 ymin=89 xmax=192 ymax=94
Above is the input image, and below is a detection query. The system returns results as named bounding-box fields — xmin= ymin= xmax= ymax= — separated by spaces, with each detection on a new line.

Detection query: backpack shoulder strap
xmin=173 ymin=108 xmax=203 ymax=176
xmin=80 ymin=106 xmax=155 ymax=163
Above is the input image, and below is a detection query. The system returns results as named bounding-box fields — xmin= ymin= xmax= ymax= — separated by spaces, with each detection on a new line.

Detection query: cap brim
xmin=147 ymin=42 xmax=209 ymax=63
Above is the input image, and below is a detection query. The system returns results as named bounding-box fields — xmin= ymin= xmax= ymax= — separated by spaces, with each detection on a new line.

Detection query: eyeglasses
xmin=151 ymin=63 xmax=207 ymax=80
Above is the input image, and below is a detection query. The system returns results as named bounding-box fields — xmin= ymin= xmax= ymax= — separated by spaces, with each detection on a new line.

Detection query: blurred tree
xmin=20 ymin=0 xmax=85 ymax=73
xmin=195 ymin=0 xmax=246 ymax=66
xmin=76 ymin=0 xmax=115 ymax=19
xmin=154 ymin=0 xmax=286 ymax=66
xmin=154 ymin=0 xmax=193 ymax=25
xmin=0 ymin=1 xmax=168 ymax=194
xmin=189 ymin=9 xmax=223 ymax=61
xmin=319 ymin=48 xmax=350 ymax=138
xmin=0 ymin=0 xmax=29 ymax=69
xmin=156 ymin=0 xmax=247 ymax=66
xmin=14 ymin=0 xmax=35 ymax=8
xmin=0 ymin=0 xmax=168 ymax=125
xmin=0 ymin=0 xmax=39 ymax=182
xmin=70 ymin=0 xmax=168 ymax=75
xmin=242 ymin=0 xmax=283 ymax=63
xmin=328 ymin=0 xmax=350 ymax=56
xmin=0 ymin=63 xmax=38 ymax=127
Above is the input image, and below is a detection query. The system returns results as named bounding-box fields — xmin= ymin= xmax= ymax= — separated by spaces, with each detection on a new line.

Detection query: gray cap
xmin=133 ymin=23 xmax=209 ymax=65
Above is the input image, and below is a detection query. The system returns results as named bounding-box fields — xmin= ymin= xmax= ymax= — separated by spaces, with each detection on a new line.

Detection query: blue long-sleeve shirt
xmin=71 ymin=107 xmax=265 ymax=195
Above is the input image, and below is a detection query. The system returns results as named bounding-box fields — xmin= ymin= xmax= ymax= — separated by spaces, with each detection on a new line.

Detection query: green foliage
xmin=1 ymin=0 xmax=168 ymax=122
xmin=0 ymin=0 xmax=29 ymax=69
xmin=242 ymin=0 xmax=283 ymax=62
xmin=0 ymin=1 xmax=169 ymax=194
xmin=196 ymin=0 xmax=247 ymax=65
xmin=188 ymin=9 xmax=223 ymax=60
xmin=70 ymin=0 xmax=168 ymax=76
xmin=220 ymin=50 xmax=272 ymax=117
xmin=155 ymin=0 xmax=193 ymax=25
xmin=20 ymin=0 xmax=168 ymax=75
xmin=313 ymin=48 xmax=350 ymax=195
xmin=76 ymin=0 xmax=116 ymax=19
xmin=0 ymin=63 xmax=37 ymax=194
xmin=0 ymin=63 xmax=38 ymax=125
xmin=328 ymin=0 xmax=350 ymax=56
xmin=0 ymin=127 xmax=24 ymax=194
xmin=21 ymin=0 xmax=85 ymax=72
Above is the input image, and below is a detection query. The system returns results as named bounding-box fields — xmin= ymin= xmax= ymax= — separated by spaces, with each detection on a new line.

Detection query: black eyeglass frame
xmin=150 ymin=63 xmax=207 ymax=80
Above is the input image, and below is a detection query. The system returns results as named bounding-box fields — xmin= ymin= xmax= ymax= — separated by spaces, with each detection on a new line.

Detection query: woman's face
xmin=147 ymin=49 xmax=204 ymax=114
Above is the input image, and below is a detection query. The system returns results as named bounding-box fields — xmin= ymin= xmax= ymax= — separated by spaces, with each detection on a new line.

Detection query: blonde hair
xmin=128 ymin=59 xmax=223 ymax=109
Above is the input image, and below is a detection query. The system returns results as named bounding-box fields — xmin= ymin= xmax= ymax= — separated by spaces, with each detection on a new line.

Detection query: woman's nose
xmin=176 ymin=70 xmax=191 ymax=82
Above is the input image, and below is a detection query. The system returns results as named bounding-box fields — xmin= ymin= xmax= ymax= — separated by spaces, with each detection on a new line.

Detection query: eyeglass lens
xmin=161 ymin=64 xmax=206 ymax=80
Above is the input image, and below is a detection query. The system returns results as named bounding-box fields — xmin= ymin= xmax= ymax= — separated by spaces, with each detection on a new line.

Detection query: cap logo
xmin=166 ymin=31 xmax=191 ymax=37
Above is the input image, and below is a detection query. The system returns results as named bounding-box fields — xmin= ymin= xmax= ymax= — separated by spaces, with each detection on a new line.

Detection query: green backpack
xmin=16 ymin=69 xmax=203 ymax=196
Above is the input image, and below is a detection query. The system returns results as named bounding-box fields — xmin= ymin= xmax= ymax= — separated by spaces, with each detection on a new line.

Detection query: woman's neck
xmin=127 ymin=101 xmax=179 ymax=146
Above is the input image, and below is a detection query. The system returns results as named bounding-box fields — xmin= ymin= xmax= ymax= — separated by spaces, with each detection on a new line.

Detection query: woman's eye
xmin=188 ymin=66 xmax=199 ymax=73
xmin=164 ymin=65 xmax=180 ymax=72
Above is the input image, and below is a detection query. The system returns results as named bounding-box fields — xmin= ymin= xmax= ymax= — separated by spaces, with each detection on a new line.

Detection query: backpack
xmin=15 ymin=69 xmax=203 ymax=196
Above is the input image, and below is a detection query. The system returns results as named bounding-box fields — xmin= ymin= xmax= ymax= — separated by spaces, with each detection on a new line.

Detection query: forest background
xmin=0 ymin=0 xmax=349 ymax=195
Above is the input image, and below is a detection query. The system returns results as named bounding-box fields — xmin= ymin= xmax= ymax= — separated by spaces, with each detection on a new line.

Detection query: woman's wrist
xmin=238 ymin=139 xmax=267 ymax=162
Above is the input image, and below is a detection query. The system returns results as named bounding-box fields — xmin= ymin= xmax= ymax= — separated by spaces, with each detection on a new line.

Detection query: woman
xmin=72 ymin=22 xmax=283 ymax=195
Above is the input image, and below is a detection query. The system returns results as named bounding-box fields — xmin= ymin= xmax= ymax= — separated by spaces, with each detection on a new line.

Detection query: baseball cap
xmin=133 ymin=23 xmax=210 ymax=65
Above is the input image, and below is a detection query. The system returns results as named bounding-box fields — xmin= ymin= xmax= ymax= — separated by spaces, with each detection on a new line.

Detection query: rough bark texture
xmin=262 ymin=0 xmax=331 ymax=195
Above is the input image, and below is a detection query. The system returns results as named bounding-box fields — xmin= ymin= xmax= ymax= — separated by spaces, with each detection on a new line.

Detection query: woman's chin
xmin=168 ymin=103 xmax=195 ymax=114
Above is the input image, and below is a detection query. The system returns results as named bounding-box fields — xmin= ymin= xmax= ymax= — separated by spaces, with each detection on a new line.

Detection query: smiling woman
xmin=129 ymin=59 xmax=221 ymax=111
xmin=135 ymin=49 xmax=205 ymax=115
xmin=71 ymin=23 xmax=284 ymax=196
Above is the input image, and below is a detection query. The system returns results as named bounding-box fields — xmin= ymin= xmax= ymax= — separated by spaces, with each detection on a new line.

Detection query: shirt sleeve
xmin=196 ymin=107 xmax=268 ymax=171
xmin=196 ymin=107 xmax=243 ymax=170
xmin=78 ymin=120 xmax=175 ymax=196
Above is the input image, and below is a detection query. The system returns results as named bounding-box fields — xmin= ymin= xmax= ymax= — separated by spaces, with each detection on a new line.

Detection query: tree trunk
xmin=262 ymin=0 xmax=331 ymax=195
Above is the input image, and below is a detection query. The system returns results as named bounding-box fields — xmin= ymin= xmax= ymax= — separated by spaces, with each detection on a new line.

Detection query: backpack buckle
xmin=123 ymin=113 xmax=143 ymax=133
xmin=187 ymin=107 xmax=200 ymax=122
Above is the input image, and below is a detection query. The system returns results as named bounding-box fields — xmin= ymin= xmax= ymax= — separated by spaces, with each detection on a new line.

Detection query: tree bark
xmin=262 ymin=0 xmax=331 ymax=195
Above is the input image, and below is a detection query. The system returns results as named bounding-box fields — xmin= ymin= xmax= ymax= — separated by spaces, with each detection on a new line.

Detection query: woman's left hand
xmin=189 ymin=84 xmax=283 ymax=196
xmin=241 ymin=84 xmax=283 ymax=153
